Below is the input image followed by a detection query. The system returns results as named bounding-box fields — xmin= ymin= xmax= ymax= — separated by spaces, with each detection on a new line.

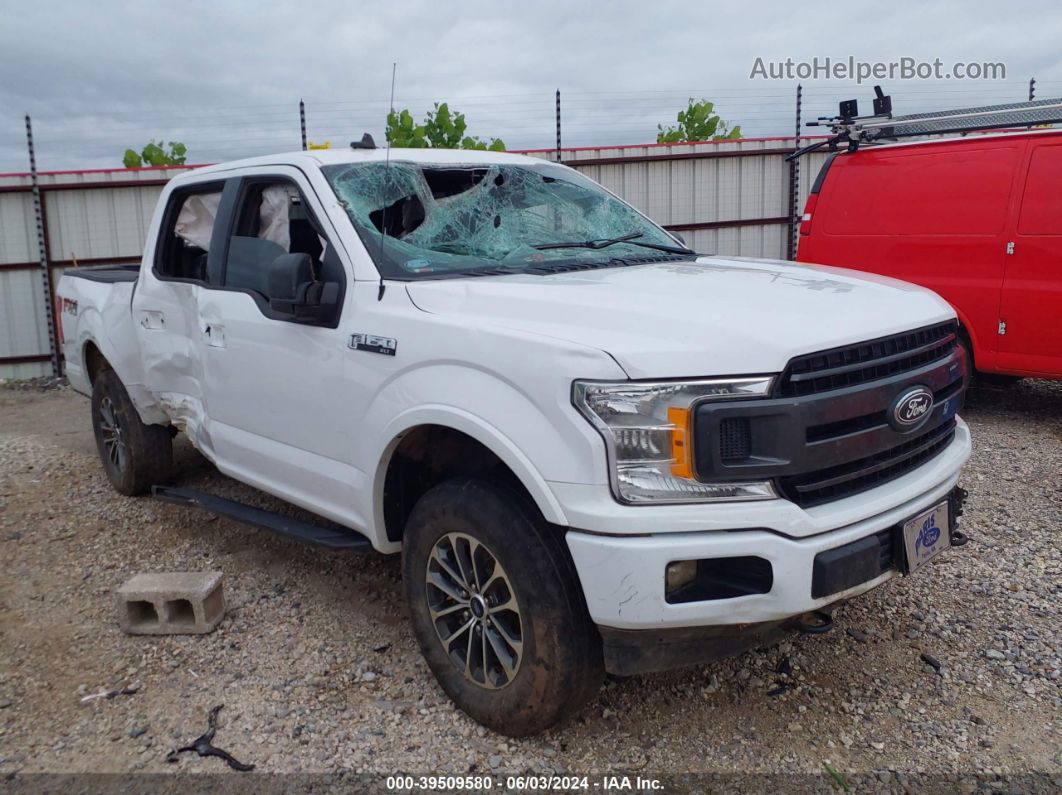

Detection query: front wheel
xmin=402 ymin=477 xmax=603 ymax=736
xmin=91 ymin=369 xmax=172 ymax=496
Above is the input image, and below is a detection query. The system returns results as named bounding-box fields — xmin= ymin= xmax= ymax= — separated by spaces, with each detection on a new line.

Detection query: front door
xmin=195 ymin=167 xmax=365 ymax=528
xmin=999 ymin=140 xmax=1062 ymax=375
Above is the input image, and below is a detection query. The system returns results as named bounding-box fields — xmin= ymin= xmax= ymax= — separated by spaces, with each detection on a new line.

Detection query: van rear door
xmin=998 ymin=139 xmax=1062 ymax=375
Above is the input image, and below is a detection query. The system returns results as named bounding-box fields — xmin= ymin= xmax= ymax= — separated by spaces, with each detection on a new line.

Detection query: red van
xmin=798 ymin=130 xmax=1062 ymax=380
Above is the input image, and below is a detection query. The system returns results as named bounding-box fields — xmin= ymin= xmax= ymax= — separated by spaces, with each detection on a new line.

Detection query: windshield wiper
xmin=534 ymin=232 xmax=642 ymax=250
xmin=533 ymin=232 xmax=695 ymax=256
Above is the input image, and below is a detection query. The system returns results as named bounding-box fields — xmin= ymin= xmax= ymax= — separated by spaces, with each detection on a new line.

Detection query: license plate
xmin=902 ymin=501 xmax=950 ymax=573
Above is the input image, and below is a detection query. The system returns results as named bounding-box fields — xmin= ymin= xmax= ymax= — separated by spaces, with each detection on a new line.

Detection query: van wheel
xmin=91 ymin=369 xmax=172 ymax=496
xmin=402 ymin=477 xmax=603 ymax=736
xmin=959 ymin=333 xmax=1023 ymax=386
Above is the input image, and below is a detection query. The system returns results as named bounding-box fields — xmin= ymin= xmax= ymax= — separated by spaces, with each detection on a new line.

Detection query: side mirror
xmin=267 ymin=253 xmax=339 ymax=322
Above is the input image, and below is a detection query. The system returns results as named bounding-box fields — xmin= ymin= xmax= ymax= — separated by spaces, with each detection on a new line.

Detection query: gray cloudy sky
xmin=2 ymin=0 xmax=1060 ymax=172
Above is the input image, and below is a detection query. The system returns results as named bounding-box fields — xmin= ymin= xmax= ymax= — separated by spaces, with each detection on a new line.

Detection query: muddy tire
xmin=402 ymin=477 xmax=603 ymax=736
xmin=91 ymin=369 xmax=172 ymax=496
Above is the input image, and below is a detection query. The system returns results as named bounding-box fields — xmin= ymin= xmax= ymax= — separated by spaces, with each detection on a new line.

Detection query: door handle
xmin=203 ymin=323 xmax=226 ymax=348
xmin=139 ymin=310 xmax=165 ymax=330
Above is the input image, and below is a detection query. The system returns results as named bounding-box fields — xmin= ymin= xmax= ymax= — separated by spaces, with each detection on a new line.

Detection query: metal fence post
xmin=1028 ymin=77 xmax=1036 ymax=101
xmin=25 ymin=115 xmax=61 ymax=377
xmin=786 ymin=84 xmax=802 ymax=260
xmin=555 ymin=89 xmax=562 ymax=163
xmin=299 ymin=99 xmax=307 ymax=150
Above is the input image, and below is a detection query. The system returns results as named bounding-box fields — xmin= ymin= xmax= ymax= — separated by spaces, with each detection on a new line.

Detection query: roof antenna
xmin=378 ymin=61 xmax=397 ymax=302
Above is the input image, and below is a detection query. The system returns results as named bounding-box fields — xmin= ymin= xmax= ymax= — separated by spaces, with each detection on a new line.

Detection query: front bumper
xmin=598 ymin=612 xmax=834 ymax=677
xmin=563 ymin=419 xmax=970 ymax=633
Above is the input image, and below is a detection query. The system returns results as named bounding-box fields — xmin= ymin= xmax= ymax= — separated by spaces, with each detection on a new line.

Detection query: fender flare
xmin=371 ymin=404 xmax=570 ymax=537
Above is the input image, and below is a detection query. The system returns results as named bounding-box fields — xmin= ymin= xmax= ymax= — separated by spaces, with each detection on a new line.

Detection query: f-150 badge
xmin=349 ymin=333 xmax=397 ymax=356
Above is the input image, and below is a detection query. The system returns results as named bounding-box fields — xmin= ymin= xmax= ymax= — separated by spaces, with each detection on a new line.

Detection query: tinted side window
xmin=156 ymin=185 xmax=223 ymax=281
xmin=224 ymin=181 xmax=326 ymax=298
xmin=821 ymin=146 xmax=1018 ymax=236
xmin=1017 ymin=144 xmax=1062 ymax=236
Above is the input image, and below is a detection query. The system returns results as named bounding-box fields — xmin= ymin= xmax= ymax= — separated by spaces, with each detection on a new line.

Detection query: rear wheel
xmin=958 ymin=333 xmax=1023 ymax=386
xmin=91 ymin=369 xmax=172 ymax=495
xmin=402 ymin=477 xmax=603 ymax=736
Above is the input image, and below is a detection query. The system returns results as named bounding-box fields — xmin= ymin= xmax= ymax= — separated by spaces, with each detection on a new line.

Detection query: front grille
xmin=779 ymin=419 xmax=957 ymax=508
xmin=694 ymin=321 xmax=966 ymax=508
xmin=718 ymin=417 xmax=751 ymax=462
xmin=780 ymin=322 xmax=957 ymax=397
xmin=805 ymin=377 xmax=964 ymax=444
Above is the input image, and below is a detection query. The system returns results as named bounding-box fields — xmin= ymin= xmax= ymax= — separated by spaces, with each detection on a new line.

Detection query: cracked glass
xmin=322 ymin=160 xmax=684 ymax=279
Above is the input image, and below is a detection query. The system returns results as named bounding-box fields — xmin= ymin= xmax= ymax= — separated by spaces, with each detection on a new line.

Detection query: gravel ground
xmin=0 ymin=378 xmax=1059 ymax=791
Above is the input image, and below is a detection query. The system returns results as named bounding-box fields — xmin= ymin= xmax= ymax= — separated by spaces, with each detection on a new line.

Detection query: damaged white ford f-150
xmin=58 ymin=145 xmax=971 ymax=735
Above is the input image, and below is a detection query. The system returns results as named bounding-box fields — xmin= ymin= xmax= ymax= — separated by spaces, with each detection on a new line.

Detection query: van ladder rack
xmin=788 ymin=86 xmax=1062 ymax=160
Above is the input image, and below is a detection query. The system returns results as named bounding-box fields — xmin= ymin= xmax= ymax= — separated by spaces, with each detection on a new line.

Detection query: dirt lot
xmin=0 ymin=379 xmax=1059 ymax=791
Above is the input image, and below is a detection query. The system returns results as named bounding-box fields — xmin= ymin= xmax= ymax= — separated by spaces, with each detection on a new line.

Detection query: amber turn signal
xmin=667 ymin=406 xmax=693 ymax=478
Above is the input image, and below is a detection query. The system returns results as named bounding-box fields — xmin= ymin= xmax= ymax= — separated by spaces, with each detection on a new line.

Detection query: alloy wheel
xmin=425 ymin=532 xmax=523 ymax=689
xmin=98 ymin=395 xmax=127 ymax=472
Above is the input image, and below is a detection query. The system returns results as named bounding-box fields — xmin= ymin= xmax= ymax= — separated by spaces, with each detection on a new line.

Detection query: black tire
xmin=957 ymin=331 xmax=973 ymax=376
xmin=402 ymin=477 xmax=603 ymax=736
xmin=959 ymin=331 xmax=1022 ymax=387
xmin=90 ymin=368 xmax=173 ymax=496
xmin=976 ymin=372 xmax=1024 ymax=386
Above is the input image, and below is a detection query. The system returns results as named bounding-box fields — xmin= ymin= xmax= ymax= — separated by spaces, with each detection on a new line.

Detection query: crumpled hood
xmin=405 ymin=256 xmax=955 ymax=379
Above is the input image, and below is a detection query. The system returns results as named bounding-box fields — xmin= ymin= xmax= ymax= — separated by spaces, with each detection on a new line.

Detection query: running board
xmin=151 ymin=486 xmax=371 ymax=551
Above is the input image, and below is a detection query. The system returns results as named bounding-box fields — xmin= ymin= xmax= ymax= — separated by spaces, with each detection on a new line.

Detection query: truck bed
xmin=63 ymin=264 xmax=140 ymax=283
xmin=57 ymin=268 xmax=144 ymax=400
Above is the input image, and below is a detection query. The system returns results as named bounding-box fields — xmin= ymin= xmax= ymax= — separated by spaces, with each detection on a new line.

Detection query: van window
xmin=821 ymin=146 xmax=1018 ymax=236
xmin=156 ymin=185 xmax=223 ymax=281
xmin=1017 ymin=144 xmax=1062 ymax=236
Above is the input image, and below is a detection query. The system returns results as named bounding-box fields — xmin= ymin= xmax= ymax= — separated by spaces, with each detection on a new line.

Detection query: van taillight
xmin=799 ymin=194 xmax=818 ymax=236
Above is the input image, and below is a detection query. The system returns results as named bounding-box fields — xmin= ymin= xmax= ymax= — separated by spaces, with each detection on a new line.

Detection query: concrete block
xmin=116 ymin=571 xmax=225 ymax=635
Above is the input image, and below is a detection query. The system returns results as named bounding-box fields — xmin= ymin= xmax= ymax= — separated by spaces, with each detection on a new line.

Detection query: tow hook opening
xmin=787 ymin=610 xmax=834 ymax=635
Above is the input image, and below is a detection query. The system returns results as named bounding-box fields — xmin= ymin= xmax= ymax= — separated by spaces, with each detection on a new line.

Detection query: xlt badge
xmin=349 ymin=333 xmax=397 ymax=356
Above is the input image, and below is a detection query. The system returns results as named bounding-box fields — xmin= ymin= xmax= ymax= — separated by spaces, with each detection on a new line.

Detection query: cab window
xmin=155 ymin=183 xmax=224 ymax=281
xmin=224 ymin=180 xmax=327 ymax=297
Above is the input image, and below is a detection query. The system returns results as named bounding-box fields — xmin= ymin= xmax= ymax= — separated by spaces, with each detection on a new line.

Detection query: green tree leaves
xmin=386 ymin=103 xmax=505 ymax=151
xmin=657 ymin=99 xmax=742 ymax=143
xmin=122 ymin=140 xmax=188 ymax=168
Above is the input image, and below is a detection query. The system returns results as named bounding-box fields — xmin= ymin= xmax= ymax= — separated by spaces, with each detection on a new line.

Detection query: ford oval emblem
xmin=890 ymin=386 xmax=934 ymax=431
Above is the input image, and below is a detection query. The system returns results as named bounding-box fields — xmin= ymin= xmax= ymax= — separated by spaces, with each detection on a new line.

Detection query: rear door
xmin=998 ymin=139 xmax=1062 ymax=375
xmin=131 ymin=180 xmax=224 ymax=441
xmin=195 ymin=166 xmax=366 ymax=527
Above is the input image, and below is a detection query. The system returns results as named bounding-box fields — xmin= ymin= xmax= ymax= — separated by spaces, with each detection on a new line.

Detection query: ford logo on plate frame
xmin=890 ymin=385 xmax=934 ymax=431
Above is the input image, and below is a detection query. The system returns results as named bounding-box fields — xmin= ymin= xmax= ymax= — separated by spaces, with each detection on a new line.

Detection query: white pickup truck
xmin=57 ymin=145 xmax=971 ymax=735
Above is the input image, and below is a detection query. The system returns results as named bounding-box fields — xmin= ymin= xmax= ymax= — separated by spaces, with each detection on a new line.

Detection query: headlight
xmin=573 ymin=377 xmax=777 ymax=504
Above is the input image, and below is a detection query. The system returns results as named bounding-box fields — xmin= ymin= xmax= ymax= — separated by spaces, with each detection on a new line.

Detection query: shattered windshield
xmin=322 ymin=160 xmax=687 ymax=279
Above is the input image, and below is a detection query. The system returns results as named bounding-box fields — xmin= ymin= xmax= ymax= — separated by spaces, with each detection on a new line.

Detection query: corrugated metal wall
xmin=0 ymin=167 xmax=192 ymax=378
xmin=0 ymin=140 xmax=829 ymax=379
xmin=528 ymin=139 xmax=832 ymax=257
